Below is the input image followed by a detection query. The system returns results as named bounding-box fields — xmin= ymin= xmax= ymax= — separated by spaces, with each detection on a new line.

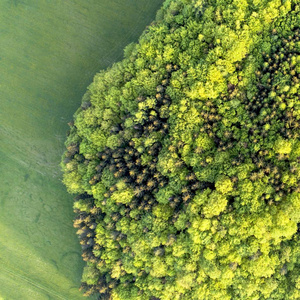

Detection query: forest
xmin=62 ymin=0 xmax=300 ymax=299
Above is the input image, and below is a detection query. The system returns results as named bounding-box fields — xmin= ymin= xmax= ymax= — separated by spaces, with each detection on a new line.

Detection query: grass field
xmin=0 ymin=1 xmax=163 ymax=299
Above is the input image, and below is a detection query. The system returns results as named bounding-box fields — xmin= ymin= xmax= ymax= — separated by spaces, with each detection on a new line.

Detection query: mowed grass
xmin=0 ymin=1 xmax=163 ymax=299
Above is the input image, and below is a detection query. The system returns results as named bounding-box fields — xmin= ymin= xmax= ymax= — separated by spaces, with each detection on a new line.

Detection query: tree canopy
xmin=62 ymin=0 xmax=300 ymax=299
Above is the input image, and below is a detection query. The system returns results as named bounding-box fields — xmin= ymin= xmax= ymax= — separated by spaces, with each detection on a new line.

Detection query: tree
xmin=61 ymin=0 xmax=300 ymax=298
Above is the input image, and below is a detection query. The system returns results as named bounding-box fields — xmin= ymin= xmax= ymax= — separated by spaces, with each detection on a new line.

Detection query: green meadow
xmin=0 ymin=1 xmax=162 ymax=299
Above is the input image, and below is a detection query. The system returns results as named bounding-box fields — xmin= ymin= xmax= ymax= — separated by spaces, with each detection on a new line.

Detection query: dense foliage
xmin=62 ymin=0 xmax=300 ymax=299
